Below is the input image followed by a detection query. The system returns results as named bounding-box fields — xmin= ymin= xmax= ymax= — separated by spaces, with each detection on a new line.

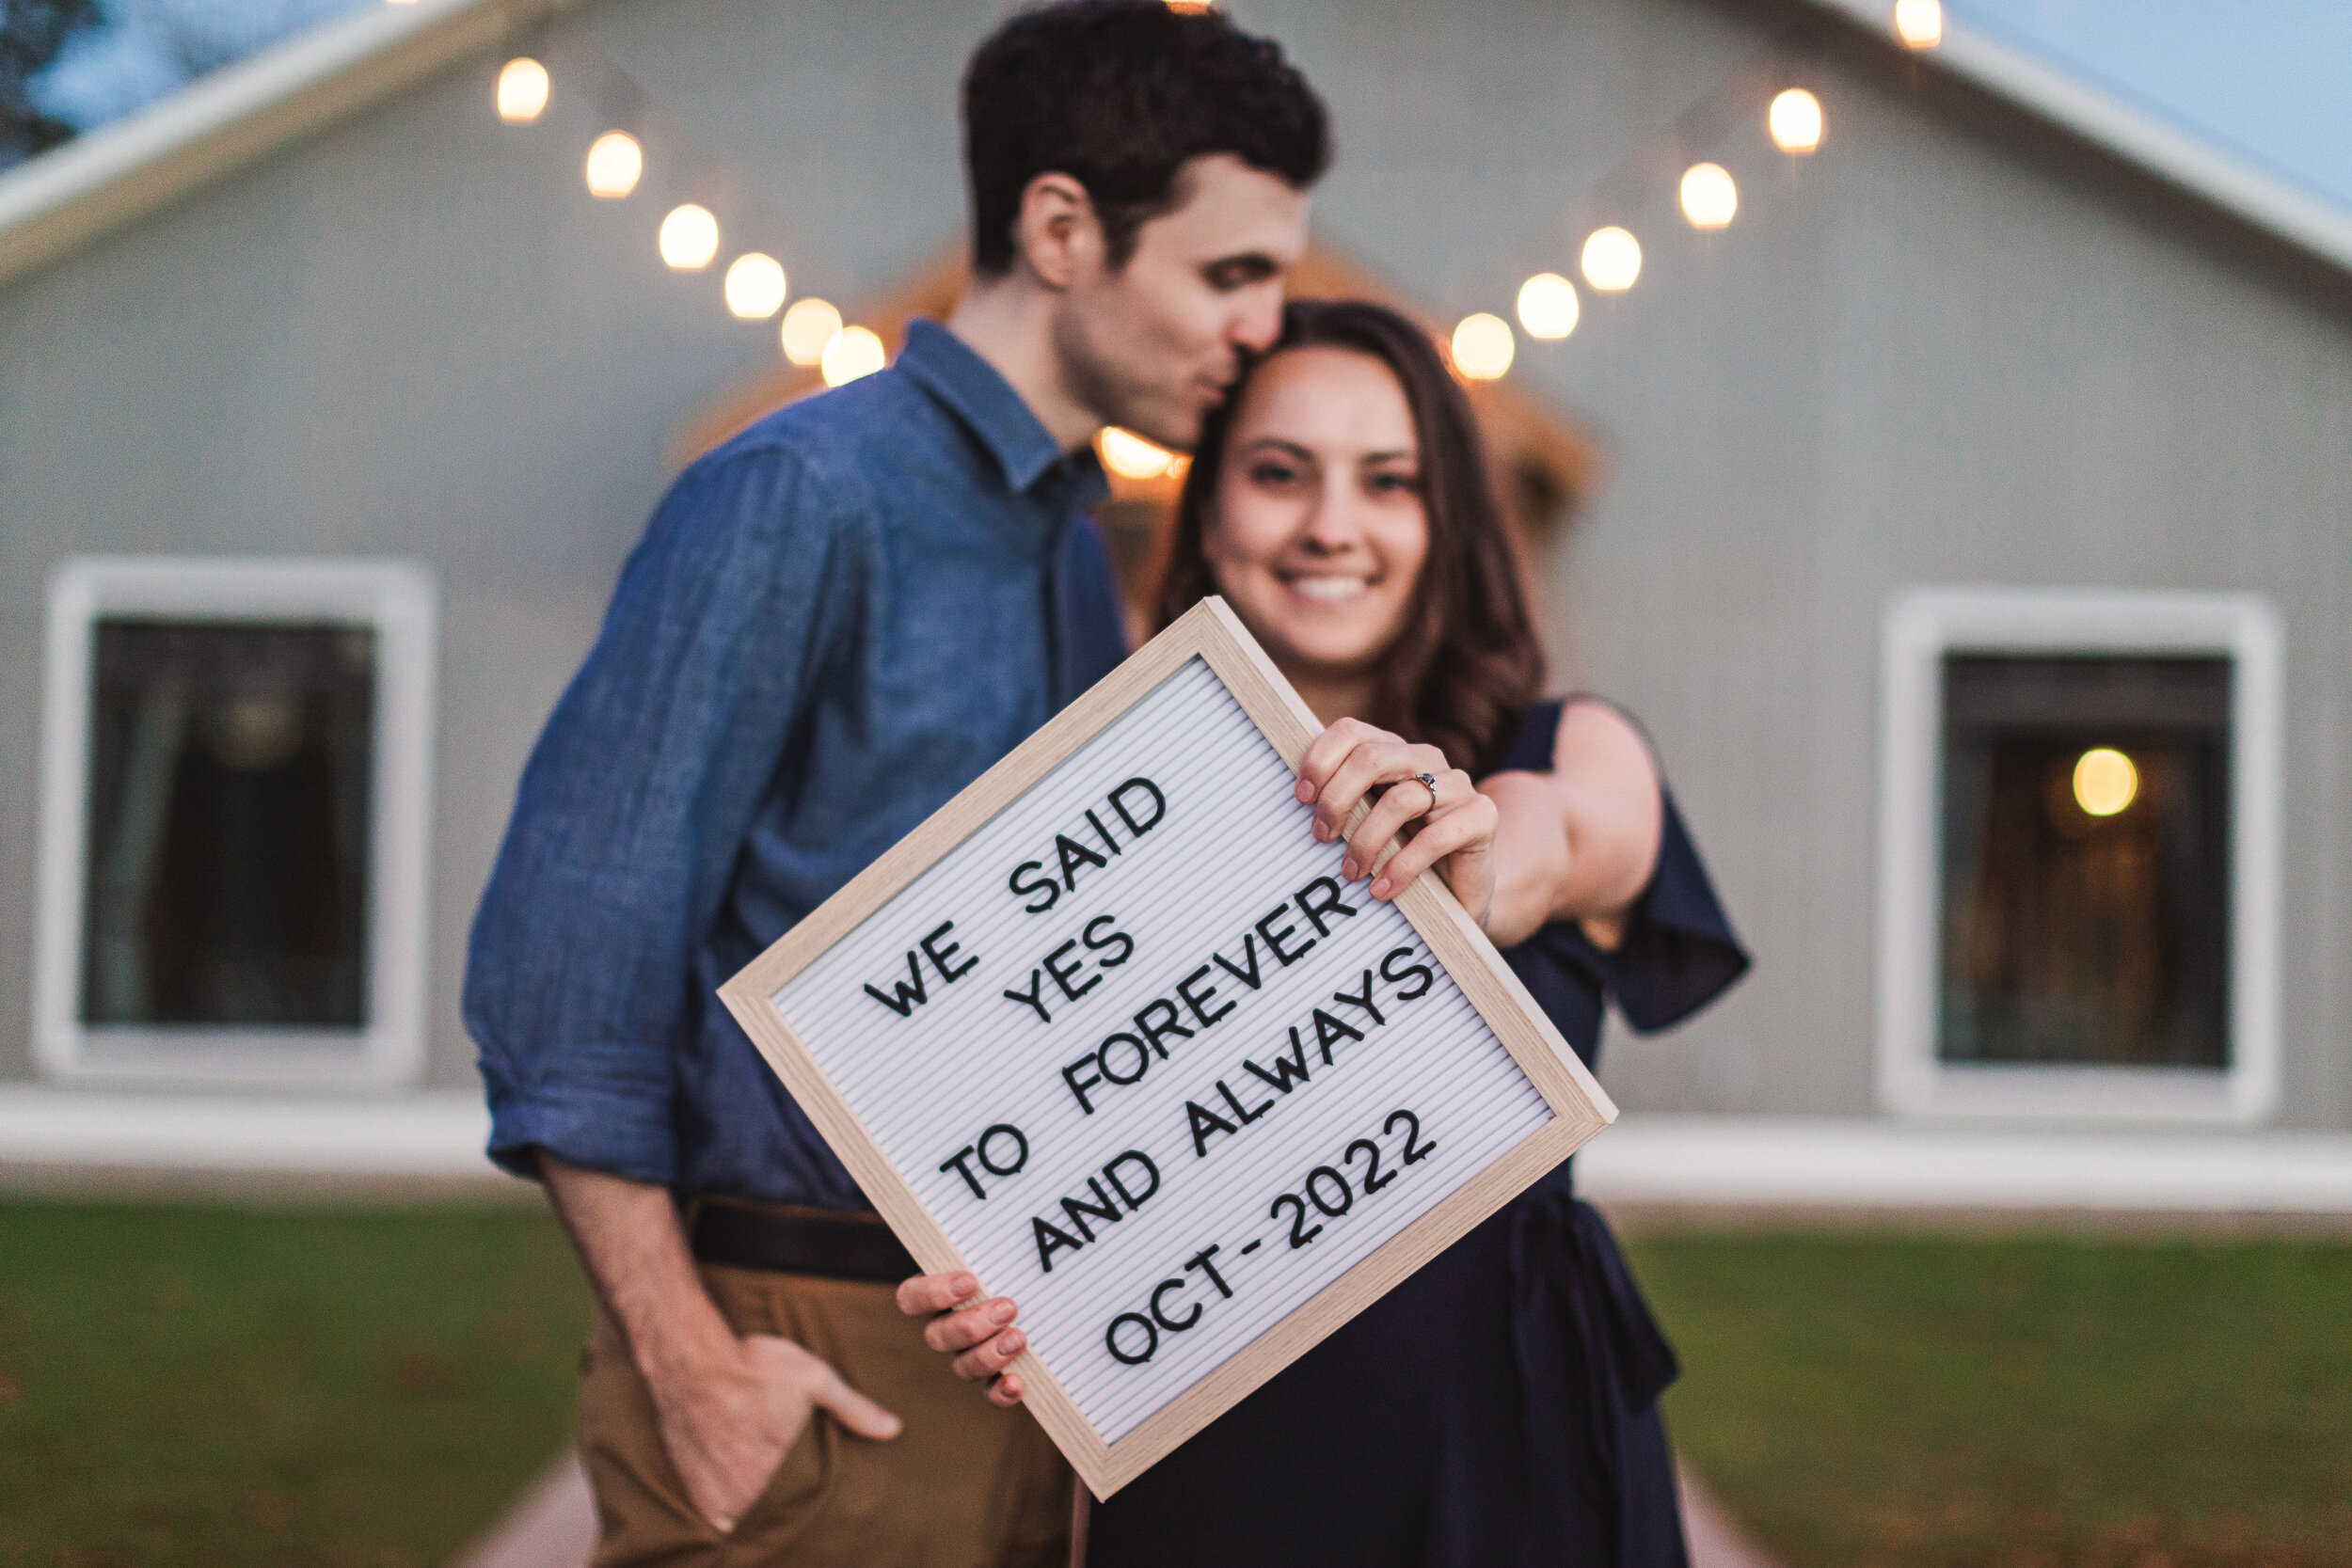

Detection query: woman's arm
xmin=1478 ymin=699 xmax=1662 ymax=950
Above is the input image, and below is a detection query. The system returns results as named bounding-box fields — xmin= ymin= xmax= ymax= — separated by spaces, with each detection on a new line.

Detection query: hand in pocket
xmin=649 ymin=1334 xmax=902 ymax=1531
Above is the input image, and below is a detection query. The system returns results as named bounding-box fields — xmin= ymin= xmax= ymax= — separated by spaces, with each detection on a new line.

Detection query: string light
xmin=1516 ymin=273 xmax=1580 ymax=340
xmin=1580 ymin=227 xmax=1642 ymax=293
xmin=584 ymin=132 xmax=643 ymax=198
xmin=821 ymin=325 xmax=887 ymax=386
xmin=495 ymin=57 xmax=548 ymax=124
xmin=1100 ymin=427 xmax=1176 ymax=479
xmin=780 ymin=297 xmax=843 ymax=364
xmin=1450 ymin=313 xmax=1515 ymax=380
xmin=1679 ymin=163 xmax=1738 ymax=230
xmin=1769 ymin=88 xmax=1823 ymax=153
xmin=658 ymin=204 xmax=720 ymax=271
xmin=1894 ymin=0 xmax=1943 ymax=49
xmin=723 ymin=253 xmax=788 ymax=318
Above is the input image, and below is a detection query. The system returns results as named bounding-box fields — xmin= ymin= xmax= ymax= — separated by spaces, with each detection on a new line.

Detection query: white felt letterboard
xmin=720 ymin=598 xmax=1614 ymax=1497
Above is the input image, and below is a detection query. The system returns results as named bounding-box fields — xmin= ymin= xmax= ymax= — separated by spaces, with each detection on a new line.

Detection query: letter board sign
xmin=719 ymin=597 xmax=1616 ymax=1497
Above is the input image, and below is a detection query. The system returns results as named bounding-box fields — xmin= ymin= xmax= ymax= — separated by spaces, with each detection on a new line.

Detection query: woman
xmin=921 ymin=300 xmax=1747 ymax=1566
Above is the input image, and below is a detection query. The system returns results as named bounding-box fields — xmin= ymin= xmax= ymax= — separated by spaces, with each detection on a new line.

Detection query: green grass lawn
xmin=0 ymin=1198 xmax=592 ymax=1568
xmin=1629 ymin=1229 xmax=2352 ymax=1568
xmin=4 ymin=1204 xmax=2345 ymax=1567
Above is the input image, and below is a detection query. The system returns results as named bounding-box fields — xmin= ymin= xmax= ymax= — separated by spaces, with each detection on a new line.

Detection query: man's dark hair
xmin=962 ymin=0 xmax=1330 ymax=277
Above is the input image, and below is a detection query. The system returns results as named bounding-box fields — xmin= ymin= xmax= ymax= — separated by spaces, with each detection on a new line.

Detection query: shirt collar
xmin=897 ymin=318 xmax=1077 ymax=495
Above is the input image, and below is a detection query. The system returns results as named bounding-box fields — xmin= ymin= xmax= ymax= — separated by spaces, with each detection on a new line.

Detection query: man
xmin=464 ymin=4 xmax=1328 ymax=1563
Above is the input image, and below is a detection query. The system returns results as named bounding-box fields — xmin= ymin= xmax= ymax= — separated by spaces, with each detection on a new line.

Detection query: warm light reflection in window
xmin=1770 ymin=88 xmax=1823 ymax=153
xmin=781 ymin=297 xmax=843 ymax=364
xmin=1516 ymin=272 xmax=1580 ymax=340
xmin=1450 ymin=313 xmax=1514 ymax=380
xmin=658 ymin=204 xmax=720 ymax=271
xmin=723 ymin=253 xmax=787 ymax=319
xmin=1679 ymin=163 xmax=1738 ymax=230
xmin=1895 ymin=0 xmax=1943 ymax=49
xmin=584 ymin=132 xmax=643 ymax=198
xmin=2073 ymin=748 xmax=2138 ymax=816
xmin=495 ymin=58 xmax=548 ymax=124
xmin=1580 ymin=227 xmax=1642 ymax=293
xmin=1099 ymin=427 xmax=1176 ymax=479
xmin=821 ymin=325 xmax=886 ymax=386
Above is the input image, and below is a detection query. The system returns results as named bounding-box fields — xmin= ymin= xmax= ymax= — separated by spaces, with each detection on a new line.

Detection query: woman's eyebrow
xmin=1237 ymin=436 xmax=1319 ymax=461
xmin=1358 ymin=448 xmax=1416 ymax=465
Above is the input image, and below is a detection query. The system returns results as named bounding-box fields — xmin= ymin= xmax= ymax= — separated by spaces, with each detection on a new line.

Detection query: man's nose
xmin=1230 ymin=284 xmax=1285 ymax=355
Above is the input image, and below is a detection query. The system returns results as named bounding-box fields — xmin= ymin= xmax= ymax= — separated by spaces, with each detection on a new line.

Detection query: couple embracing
xmin=467 ymin=3 xmax=1746 ymax=1565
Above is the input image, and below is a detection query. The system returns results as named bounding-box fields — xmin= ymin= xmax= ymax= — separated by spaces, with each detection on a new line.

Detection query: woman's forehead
xmin=1230 ymin=344 xmax=1418 ymax=455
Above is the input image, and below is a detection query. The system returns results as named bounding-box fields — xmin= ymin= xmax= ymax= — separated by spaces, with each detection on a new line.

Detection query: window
xmin=1878 ymin=589 xmax=2280 ymax=1124
xmin=36 ymin=560 xmax=436 ymax=1085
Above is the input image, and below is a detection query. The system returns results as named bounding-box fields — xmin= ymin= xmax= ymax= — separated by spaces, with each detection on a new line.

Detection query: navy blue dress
xmin=1086 ymin=701 xmax=1749 ymax=1568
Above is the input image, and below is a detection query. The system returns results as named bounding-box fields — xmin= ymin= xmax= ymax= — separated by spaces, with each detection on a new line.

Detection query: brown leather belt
xmin=686 ymin=1198 xmax=917 ymax=1283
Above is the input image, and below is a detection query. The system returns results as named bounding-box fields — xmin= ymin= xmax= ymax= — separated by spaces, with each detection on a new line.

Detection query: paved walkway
xmin=450 ymin=1451 xmax=1783 ymax=1568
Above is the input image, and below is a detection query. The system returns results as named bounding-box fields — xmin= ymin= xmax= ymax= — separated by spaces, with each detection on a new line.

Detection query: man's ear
xmin=1011 ymin=171 xmax=1102 ymax=292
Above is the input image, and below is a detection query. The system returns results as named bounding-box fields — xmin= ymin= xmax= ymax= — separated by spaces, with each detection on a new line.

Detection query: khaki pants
xmin=580 ymin=1260 xmax=1072 ymax=1567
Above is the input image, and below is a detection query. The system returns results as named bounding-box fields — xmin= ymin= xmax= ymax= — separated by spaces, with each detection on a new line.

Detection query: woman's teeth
xmin=1289 ymin=577 xmax=1369 ymax=602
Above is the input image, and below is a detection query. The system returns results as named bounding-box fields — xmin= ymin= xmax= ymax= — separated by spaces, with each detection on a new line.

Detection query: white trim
xmin=35 ymin=557 xmax=438 ymax=1089
xmin=0 ymin=0 xmax=578 ymax=291
xmin=1578 ymin=1116 xmax=2352 ymax=1215
xmin=1799 ymin=0 xmax=2352 ymax=280
xmin=0 ymin=1086 xmax=492 ymax=1178
xmin=1875 ymin=587 xmax=2282 ymax=1126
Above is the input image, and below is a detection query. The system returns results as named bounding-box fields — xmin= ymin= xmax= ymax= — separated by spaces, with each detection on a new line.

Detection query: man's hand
xmin=896 ymin=1271 xmax=1031 ymax=1408
xmin=645 ymin=1333 xmax=901 ymax=1530
xmin=535 ymin=1153 xmax=901 ymax=1531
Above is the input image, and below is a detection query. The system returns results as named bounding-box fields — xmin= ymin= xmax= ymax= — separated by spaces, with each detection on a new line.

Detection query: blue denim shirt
xmin=466 ymin=320 xmax=1127 ymax=1208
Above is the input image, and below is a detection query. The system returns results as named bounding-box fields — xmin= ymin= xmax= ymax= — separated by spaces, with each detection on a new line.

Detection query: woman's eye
xmin=1366 ymin=470 xmax=1420 ymax=495
xmin=1248 ymin=461 xmax=1301 ymax=486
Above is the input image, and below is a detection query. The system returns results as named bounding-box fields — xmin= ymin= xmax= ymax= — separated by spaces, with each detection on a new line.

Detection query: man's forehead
xmin=1149 ymin=153 xmax=1311 ymax=259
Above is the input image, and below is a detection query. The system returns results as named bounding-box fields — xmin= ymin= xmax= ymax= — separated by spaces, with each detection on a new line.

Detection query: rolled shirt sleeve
xmin=465 ymin=441 xmax=862 ymax=1183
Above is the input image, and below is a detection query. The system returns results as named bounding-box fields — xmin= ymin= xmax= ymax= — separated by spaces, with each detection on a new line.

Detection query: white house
xmin=3 ymin=0 xmax=2348 ymax=1212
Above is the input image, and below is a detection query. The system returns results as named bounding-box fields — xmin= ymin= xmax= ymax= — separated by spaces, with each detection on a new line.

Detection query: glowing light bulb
xmin=1450 ymin=313 xmax=1515 ymax=380
xmin=821 ymin=325 xmax=886 ymax=386
xmin=1679 ymin=163 xmax=1739 ymax=230
xmin=1516 ymin=273 xmax=1580 ymax=341
xmin=658 ymin=204 xmax=720 ymax=271
xmin=1895 ymin=0 xmax=1943 ymax=49
xmin=495 ymin=57 xmax=548 ymax=124
xmin=723 ymin=253 xmax=787 ymax=319
xmin=2073 ymin=748 xmax=2138 ymax=816
xmin=584 ymin=132 xmax=643 ymax=198
xmin=1580 ymin=227 xmax=1642 ymax=293
xmin=780 ymin=297 xmax=842 ymax=365
xmin=1100 ymin=427 xmax=1176 ymax=479
xmin=1770 ymin=88 xmax=1823 ymax=153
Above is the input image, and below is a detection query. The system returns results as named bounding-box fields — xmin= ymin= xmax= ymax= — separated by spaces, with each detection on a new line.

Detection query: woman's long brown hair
xmin=1156 ymin=298 xmax=1546 ymax=776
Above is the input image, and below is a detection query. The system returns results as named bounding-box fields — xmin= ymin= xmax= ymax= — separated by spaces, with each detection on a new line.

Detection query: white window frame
xmin=34 ymin=558 xmax=437 ymax=1087
xmin=1876 ymin=587 xmax=2281 ymax=1126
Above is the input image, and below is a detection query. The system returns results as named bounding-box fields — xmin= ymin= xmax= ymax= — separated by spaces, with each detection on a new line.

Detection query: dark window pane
xmin=1938 ymin=655 xmax=2230 ymax=1069
xmin=79 ymin=620 xmax=374 ymax=1029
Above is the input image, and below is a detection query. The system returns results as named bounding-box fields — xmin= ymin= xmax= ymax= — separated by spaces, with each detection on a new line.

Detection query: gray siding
xmin=3 ymin=0 xmax=2347 ymax=1127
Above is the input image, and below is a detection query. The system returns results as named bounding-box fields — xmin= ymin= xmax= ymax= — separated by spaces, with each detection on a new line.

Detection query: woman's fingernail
xmin=1000 ymin=1330 xmax=1025 ymax=1356
xmin=1372 ymin=878 xmax=1393 ymax=899
xmin=1296 ymin=778 xmax=1316 ymax=802
xmin=1340 ymin=858 xmax=1358 ymax=880
xmin=951 ymin=1273 xmax=976 ymax=1296
xmin=990 ymin=1299 xmax=1015 ymax=1324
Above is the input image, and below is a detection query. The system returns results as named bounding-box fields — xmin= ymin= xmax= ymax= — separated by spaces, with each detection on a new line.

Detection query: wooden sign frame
xmin=719 ymin=596 xmax=1617 ymax=1497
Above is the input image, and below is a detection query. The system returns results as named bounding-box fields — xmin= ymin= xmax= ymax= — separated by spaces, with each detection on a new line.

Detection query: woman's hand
xmin=1295 ymin=718 xmax=1499 ymax=927
xmin=895 ymin=1271 xmax=1031 ymax=1408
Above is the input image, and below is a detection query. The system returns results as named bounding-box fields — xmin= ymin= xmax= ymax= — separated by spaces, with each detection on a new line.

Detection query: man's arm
xmin=540 ymin=1152 xmax=899 ymax=1529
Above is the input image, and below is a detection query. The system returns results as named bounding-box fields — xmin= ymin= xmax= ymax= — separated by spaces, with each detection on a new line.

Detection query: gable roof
xmin=1795 ymin=0 xmax=2352 ymax=277
xmin=0 ymin=0 xmax=572 ymax=290
xmin=0 ymin=0 xmax=2345 ymax=293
